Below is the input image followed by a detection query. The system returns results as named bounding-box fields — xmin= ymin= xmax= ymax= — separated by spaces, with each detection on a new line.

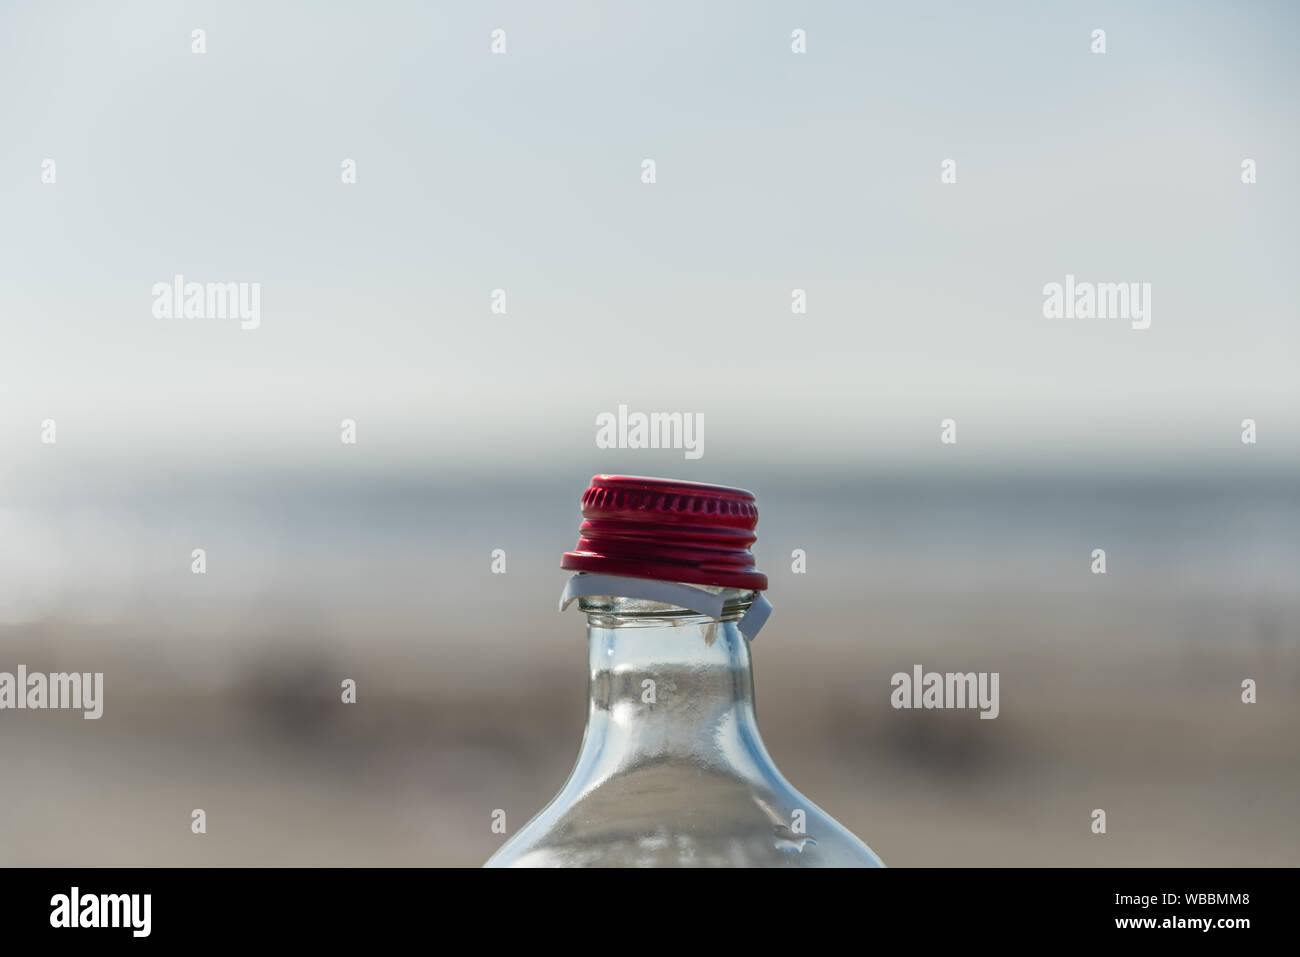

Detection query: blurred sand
xmin=2 ymin=593 xmax=1295 ymax=866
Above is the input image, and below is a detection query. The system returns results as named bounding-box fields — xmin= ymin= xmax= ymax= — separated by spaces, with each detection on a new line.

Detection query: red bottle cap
xmin=561 ymin=475 xmax=768 ymax=591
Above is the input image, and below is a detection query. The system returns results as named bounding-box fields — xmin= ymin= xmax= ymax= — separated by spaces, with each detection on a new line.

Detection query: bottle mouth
xmin=577 ymin=589 xmax=757 ymax=623
xmin=561 ymin=475 xmax=769 ymax=592
xmin=561 ymin=573 xmax=774 ymax=641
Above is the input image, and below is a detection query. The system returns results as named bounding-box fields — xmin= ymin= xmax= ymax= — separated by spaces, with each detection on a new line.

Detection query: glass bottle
xmin=485 ymin=475 xmax=883 ymax=868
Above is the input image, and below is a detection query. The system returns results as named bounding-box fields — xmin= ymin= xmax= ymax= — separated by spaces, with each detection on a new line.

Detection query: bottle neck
xmin=573 ymin=591 xmax=770 ymax=776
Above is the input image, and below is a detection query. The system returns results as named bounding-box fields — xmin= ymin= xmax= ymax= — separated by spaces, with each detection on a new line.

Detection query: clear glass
xmin=486 ymin=588 xmax=883 ymax=867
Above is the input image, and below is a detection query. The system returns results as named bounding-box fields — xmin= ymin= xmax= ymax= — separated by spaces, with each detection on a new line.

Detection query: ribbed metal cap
xmin=561 ymin=475 xmax=768 ymax=591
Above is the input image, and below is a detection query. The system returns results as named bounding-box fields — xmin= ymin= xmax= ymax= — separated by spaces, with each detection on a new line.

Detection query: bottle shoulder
xmin=486 ymin=759 xmax=883 ymax=868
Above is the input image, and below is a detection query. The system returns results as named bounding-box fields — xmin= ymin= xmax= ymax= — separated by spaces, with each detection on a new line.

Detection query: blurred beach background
xmin=0 ymin=471 xmax=1297 ymax=865
xmin=1 ymin=0 xmax=1298 ymax=865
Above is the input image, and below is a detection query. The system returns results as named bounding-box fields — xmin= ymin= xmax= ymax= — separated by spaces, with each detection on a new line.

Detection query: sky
xmin=2 ymin=0 xmax=1298 ymax=494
